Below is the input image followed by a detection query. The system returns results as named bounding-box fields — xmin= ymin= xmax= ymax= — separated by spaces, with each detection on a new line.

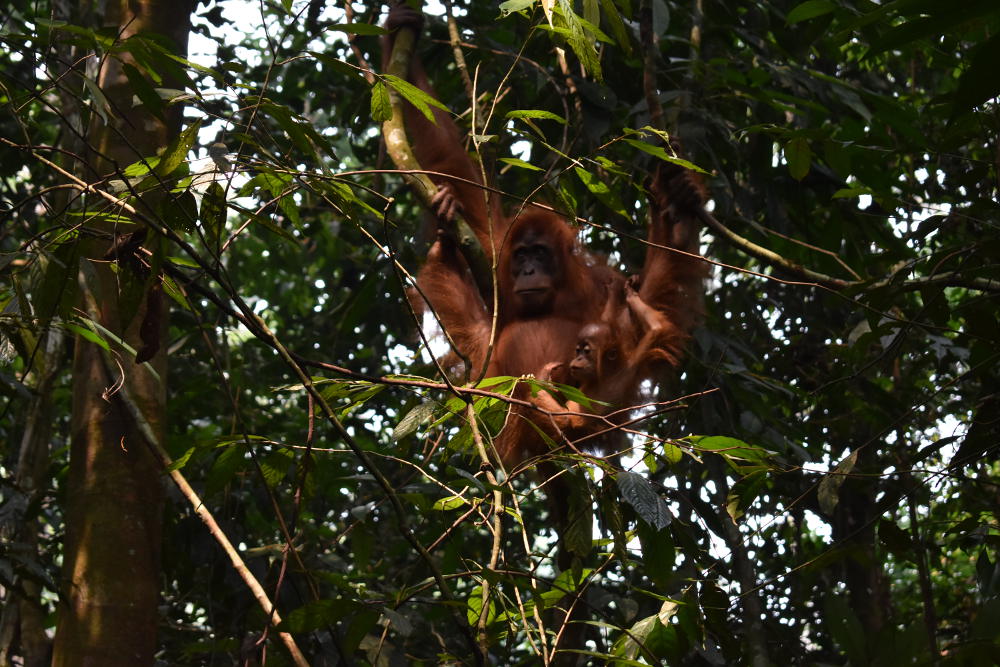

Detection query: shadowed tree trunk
xmin=51 ymin=1 xmax=192 ymax=663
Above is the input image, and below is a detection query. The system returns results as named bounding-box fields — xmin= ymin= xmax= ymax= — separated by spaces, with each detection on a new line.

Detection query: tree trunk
xmin=832 ymin=445 xmax=891 ymax=635
xmin=51 ymin=1 xmax=191 ymax=663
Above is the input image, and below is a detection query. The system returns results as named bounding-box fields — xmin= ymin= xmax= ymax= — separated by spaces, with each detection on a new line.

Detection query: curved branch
xmin=699 ymin=209 xmax=851 ymax=289
xmin=701 ymin=208 xmax=1000 ymax=293
xmin=380 ymin=21 xmax=492 ymax=297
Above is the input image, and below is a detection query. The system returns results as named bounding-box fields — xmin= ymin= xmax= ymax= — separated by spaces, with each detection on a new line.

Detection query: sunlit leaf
xmin=383 ymin=74 xmax=448 ymax=123
xmin=499 ymin=157 xmax=543 ymax=171
xmin=818 ymin=450 xmax=857 ymax=515
xmin=371 ymin=79 xmax=392 ymax=123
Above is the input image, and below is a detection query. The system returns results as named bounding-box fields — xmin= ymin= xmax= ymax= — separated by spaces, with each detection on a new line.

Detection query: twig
xmin=343 ymin=1 xmax=375 ymax=85
xmin=906 ymin=477 xmax=939 ymax=658
xmin=466 ymin=402 xmax=504 ymax=663
xmin=442 ymin=0 xmax=475 ymax=104
xmin=700 ymin=207 xmax=1000 ymax=292
xmin=699 ymin=208 xmax=851 ymax=288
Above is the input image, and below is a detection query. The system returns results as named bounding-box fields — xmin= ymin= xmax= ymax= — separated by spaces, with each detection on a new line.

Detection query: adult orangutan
xmin=383 ymin=6 xmax=706 ymax=465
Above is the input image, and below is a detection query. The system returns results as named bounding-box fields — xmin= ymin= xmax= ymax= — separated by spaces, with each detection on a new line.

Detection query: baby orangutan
xmin=535 ymin=276 xmax=680 ymax=448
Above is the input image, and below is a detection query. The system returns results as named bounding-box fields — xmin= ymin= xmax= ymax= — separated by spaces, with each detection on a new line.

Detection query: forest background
xmin=0 ymin=0 xmax=998 ymax=664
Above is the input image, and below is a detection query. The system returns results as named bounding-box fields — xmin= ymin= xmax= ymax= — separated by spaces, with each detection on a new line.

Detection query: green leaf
xmin=282 ymin=599 xmax=359 ymax=633
xmin=200 ymin=181 xmax=227 ymax=251
xmin=505 ymin=108 xmax=568 ymax=124
xmin=685 ymin=435 xmax=771 ymax=466
xmin=475 ymin=375 xmax=518 ymax=391
xmin=154 ymin=118 xmax=202 ymax=181
xmin=276 ymin=190 xmax=302 ymax=229
xmin=613 ymin=607 xmax=680 ymax=662
xmin=726 ymin=470 xmax=767 ymax=522
xmin=64 ymin=322 xmax=110 ymax=351
xmin=342 ymin=607 xmax=380 ymax=655
xmin=786 ymin=0 xmax=836 ymax=24
xmin=205 ymin=442 xmax=249 ymax=496
xmin=322 ymin=383 xmax=383 ymax=419
xmin=867 ymin=2 xmax=999 ymax=57
xmin=622 ymin=138 xmax=710 ymax=174
xmin=832 ymin=185 xmax=872 ymax=199
xmin=558 ymin=2 xmax=603 ymax=80
xmin=121 ymin=62 xmax=165 ymax=119
xmin=499 ymin=0 xmax=535 ymax=14
xmin=159 ymin=273 xmax=191 ymax=311
xmin=564 ymin=469 xmax=594 ymax=556
xmin=381 ymin=607 xmax=413 ymax=637
xmin=561 ymin=383 xmax=607 ymax=410
xmin=661 ymin=440 xmax=684 ymax=465
xmin=36 ymin=19 xmax=107 ymax=47
xmin=785 ymin=137 xmax=811 ymax=181
xmin=252 ymin=98 xmax=332 ymax=159
xmin=310 ymin=52 xmax=364 ymax=80
xmin=545 ymin=567 xmax=592 ymax=604
xmin=499 ymin=157 xmax=543 ymax=171
xmin=260 ymin=448 xmax=293 ymax=488
xmin=370 ymin=79 xmax=391 ymax=123
xmin=82 ymin=75 xmax=111 ymax=124
xmin=574 ymin=166 xmax=627 ymax=218
xmin=383 ymin=74 xmax=448 ymax=123
xmin=636 ymin=520 xmax=675 ymax=590
xmin=165 ymin=447 xmax=196 ymax=472
xmin=466 ymin=584 xmax=497 ymax=627
xmin=433 ymin=495 xmax=468 ymax=511
xmin=600 ymin=0 xmax=632 ymax=55
xmin=228 ymin=203 xmax=298 ymax=244
xmin=393 ymin=402 xmax=437 ymax=441
xmin=35 ymin=240 xmax=80 ymax=321
xmin=159 ymin=189 xmax=198 ymax=234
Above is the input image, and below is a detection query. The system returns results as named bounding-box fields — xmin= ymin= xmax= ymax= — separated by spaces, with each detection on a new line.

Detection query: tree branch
xmin=700 ymin=208 xmax=1000 ymax=293
xmin=380 ymin=21 xmax=492 ymax=297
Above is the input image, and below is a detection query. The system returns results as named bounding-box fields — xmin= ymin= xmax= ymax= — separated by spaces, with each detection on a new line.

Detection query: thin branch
xmin=442 ymin=0 xmax=475 ymax=104
xmin=343 ymin=1 xmax=375 ymax=85
xmin=701 ymin=207 xmax=1000 ymax=293
xmin=905 ymin=475 xmax=939 ymax=658
xmin=379 ymin=21 xmax=492 ymax=296
xmin=715 ymin=474 xmax=770 ymax=667
xmin=466 ymin=402 xmax=503 ymax=664
xmin=699 ymin=208 xmax=851 ymax=289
